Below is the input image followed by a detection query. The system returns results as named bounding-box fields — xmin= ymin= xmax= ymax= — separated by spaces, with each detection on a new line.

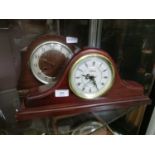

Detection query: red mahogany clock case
xmin=16 ymin=48 xmax=150 ymax=121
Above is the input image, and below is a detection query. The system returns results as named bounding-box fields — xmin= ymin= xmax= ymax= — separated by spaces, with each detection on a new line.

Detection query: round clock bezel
xmin=30 ymin=40 xmax=73 ymax=84
xmin=69 ymin=53 xmax=115 ymax=99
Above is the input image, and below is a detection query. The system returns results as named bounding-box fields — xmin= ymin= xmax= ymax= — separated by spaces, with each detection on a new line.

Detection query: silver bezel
xmin=30 ymin=41 xmax=73 ymax=84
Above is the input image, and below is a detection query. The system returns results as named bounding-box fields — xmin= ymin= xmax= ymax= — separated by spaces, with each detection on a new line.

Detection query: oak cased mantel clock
xmin=16 ymin=48 xmax=151 ymax=121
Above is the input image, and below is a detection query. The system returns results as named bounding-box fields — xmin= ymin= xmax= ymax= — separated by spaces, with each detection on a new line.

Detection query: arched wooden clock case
xmin=18 ymin=34 xmax=76 ymax=94
xmin=16 ymin=48 xmax=151 ymax=121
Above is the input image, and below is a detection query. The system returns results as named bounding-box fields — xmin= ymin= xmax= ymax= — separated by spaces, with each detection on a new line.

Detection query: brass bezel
xmin=69 ymin=53 xmax=115 ymax=99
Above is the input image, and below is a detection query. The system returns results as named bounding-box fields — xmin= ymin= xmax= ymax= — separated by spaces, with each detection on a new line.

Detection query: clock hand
xmin=41 ymin=58 xmax=55 ymax=67
xmin=89 ymin=76 xmax=99 ymax=90
xmin=82 ymin=74 xmax=90 ymax=79
xmin=82 ymin=74 xmax=96 ymax=79
xmin=82 ymin=74 xmax=86 ymax=78
xmin=84 ymin=80 xmax=92 ymax=87
xmin=89 ymin=75 xmax=96 ymax=79
xmin=92 ymin=79 xmax=99 ymax=90
xmin=82 ymin=74 xmax=98 ymax=89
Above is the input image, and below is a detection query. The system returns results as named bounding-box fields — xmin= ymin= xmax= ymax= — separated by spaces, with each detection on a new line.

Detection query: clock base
xmin=16 ymin=95 xmax=150 ymax=121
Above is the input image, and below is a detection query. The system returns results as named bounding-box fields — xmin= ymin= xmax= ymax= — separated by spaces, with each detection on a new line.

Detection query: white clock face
xmin=69 ymin=53 xmax=115 ymax=99
xmin=30 ymin=41 xmax=73 ymax=84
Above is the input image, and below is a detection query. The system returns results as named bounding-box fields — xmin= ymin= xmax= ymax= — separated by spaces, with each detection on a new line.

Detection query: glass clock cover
xmin=30 ymin=41 xmax=73 ymax=85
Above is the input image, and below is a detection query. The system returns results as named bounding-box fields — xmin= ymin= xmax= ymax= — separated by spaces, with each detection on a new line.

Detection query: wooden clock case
xmin=18 ymin=34 xmax=76 ymax=93
xmin=16 ymin=48 xmax=151 ymax=121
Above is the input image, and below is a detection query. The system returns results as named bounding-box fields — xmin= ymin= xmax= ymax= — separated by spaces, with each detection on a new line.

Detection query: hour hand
xmin=41 ymin=58 xmax=55 ymax=67
xmin=92 ymin=79 xmax=99 ymax=90
xmin=82 ymin=74 xmax=90 ymax=79
xmin=82 ymin=74 xmax=86 ymax=78
xmin=90 ymin=76 xmax=98 ymax=90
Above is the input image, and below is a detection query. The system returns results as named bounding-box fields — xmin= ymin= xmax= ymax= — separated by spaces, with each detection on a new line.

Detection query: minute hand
xmin=89 ymin=76 xmax=99 ymax=90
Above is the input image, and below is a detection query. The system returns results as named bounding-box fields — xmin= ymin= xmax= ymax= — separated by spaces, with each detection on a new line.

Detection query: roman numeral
xmin=78 ymin=68 xmax=83 ymax=73
xmin=34 ymin=55 xmax=38 ymax=59
xmin=37 ymin=72 xmax=41 ymax=75
xmin=77 ymin=82 xmax=81 ymax=86
xmin=85 ymin=62 xmax=88 ymax=68
xmin=34 ymin=64 xmax=38 ymax=67
xmin=82 ymin=87 xmax=85 ymax=91
xmin=103 ymin=69 xmax=107 ymax=72
xmin=101 ymin=82 xmax=104 ymax=85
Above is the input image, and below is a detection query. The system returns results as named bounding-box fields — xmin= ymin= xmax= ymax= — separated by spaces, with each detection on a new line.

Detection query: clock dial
xmin=69 ymin=53 xmax=115 ymax=99
xmin=30 ymin=41 xmax=73 ymax=84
